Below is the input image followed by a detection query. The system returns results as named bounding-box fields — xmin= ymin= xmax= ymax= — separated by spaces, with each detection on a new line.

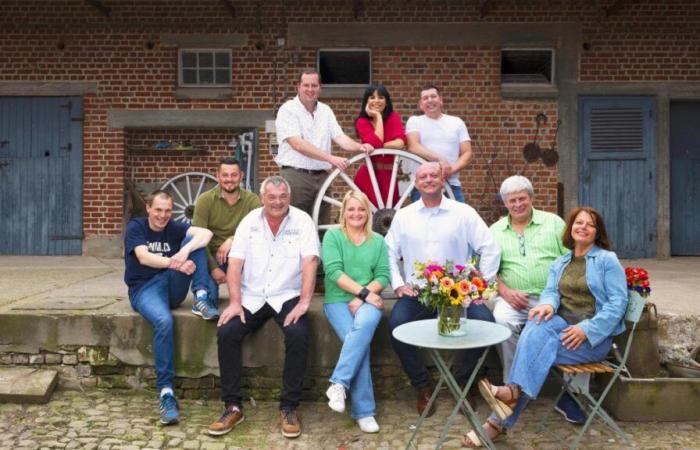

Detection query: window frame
xmin=177 ymin=48 xmax=232 ymax=88
xmin=316 ymin=48 xmax=372 ymax=87
xmin=500 ymin=47 xmax=556 ymax=87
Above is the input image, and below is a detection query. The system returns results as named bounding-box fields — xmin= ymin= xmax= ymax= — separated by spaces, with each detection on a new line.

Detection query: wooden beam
xmin=85 ymin=0 xmax=110 ymax=17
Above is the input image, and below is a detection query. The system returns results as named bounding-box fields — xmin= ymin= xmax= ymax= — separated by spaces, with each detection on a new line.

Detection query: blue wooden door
xmin=670 ymin=102 xmax=700 ymax=255
xmin=578 ymin=96 xmax=656 ymax=258
xmin=0 ymin=97 xmax=83 ymax=255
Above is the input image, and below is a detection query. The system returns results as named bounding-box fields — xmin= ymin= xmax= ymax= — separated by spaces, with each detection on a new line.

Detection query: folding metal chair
xmin=537 ymin=291 xmax=646 ymax=450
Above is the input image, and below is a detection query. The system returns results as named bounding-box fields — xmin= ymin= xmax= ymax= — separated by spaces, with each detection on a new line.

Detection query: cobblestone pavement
xmin=1 ymin=389 xmax=699 ymax=450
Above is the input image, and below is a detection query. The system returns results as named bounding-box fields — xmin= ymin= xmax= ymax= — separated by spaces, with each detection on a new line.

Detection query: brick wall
xmin=1 ymin=0 xmax=698 ymax=236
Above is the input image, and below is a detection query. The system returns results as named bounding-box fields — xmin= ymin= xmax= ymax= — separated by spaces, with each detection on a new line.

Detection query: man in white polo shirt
xmin=207 ymin=175 xmax=320 ymax=439
xmin=385 ymin=162 xmax=500 ymax=417
xmin=275 ymin=69 xmax=373 ymax=221
xmin=406 ymin=84 xmax=473 ymax=203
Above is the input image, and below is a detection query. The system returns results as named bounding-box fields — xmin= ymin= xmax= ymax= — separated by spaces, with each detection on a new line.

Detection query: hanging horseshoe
xmin=522 ymin=113 xmax=547 ymax=162
xmin=541 ymin=119 xmax=561 ymax=167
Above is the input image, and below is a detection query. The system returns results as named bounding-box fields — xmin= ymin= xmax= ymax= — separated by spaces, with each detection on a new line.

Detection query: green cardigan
xmin=321 ymin=228 xmax=390 ymax=304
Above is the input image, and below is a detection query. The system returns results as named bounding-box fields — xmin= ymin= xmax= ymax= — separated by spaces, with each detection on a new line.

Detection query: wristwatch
xmin=358 ymin=287 xmax=370 ymax=301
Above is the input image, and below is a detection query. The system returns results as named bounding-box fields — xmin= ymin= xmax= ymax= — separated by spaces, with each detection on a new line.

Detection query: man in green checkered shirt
xmin=489 ymin=175 xmax=585 ymax=423
xmin=490 ymin=175 xmax=566 ymax=377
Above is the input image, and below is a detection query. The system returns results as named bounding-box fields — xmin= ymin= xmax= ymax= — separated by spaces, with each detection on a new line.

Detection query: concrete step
xmin=0 ymin=367 xmax=58 ymax=403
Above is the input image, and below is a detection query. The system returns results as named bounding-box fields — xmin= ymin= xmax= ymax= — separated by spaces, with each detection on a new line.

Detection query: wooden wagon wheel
xmin=311 ymin=149 xmax=455 ymax=233
xmin=160 ymin=172 xmax=218 ymax=223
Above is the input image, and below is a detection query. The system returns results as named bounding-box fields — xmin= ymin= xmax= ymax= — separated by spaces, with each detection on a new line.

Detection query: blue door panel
xmin=578 ymin=96 xmax=656 ymax=258
xmin=0 ymin=97 xmax=83 ymax=255
xmin=670 ymin=102 xmax=700 ymax=255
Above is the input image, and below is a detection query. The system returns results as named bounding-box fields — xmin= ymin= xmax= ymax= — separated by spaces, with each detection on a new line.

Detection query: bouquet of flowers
xmin=625 ymin=266 xmax=651 ymax=298
xmin=413 ymin=259 xmax=496 ymax=335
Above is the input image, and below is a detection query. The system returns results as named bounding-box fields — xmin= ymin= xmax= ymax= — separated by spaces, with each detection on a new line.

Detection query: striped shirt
xmin=490 ymin=208 xmax=567 ymax=295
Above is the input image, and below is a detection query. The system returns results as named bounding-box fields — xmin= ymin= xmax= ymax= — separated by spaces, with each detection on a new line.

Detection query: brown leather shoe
xmin=280 ymin=408 xmax=301 ymax=438
xmin=207 ymin=405 xmax=244 ymax=436
xmin=417 ymin=386 xmax=437 ymax=417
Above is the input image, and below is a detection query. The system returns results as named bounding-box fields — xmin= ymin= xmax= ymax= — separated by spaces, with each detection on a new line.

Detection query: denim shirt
xmin=539 ymin=245 xmax=628 ymax=347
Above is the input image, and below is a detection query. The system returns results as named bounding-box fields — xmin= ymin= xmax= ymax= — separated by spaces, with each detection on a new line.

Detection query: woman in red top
xmin=353 ymin=83 xmax=406 ymax=208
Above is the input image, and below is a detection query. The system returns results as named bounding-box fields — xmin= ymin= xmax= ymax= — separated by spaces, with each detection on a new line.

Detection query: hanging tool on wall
xmin=542 ymin=119 xmax=561 ymax=167
xmin=522 ymin=112 xmax=547 ymax=163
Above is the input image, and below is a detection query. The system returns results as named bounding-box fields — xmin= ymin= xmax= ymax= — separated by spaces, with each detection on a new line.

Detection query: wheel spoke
xmin=172 ymin=201 xmax=187 ymax=211
xmin=169 ymin=183 xmax=188 ymax=209
xmin=194 ymin=175 xmax=207 ymax=199
xmin=386 ymin=156 xmax=400 ymax=209
xmin=364 ymin=155 xmax=385 ymax=209
xmin=338 ymin=171 xmax=377 ymax=212
xmin=395 ymin=178 xmax=415 ymax=209
xmin=185 ymin=175 xmax=194 ymax=204
xmin=174 ymin=213 xmax=187 ymax=222
xmin=318 ymin=223 xmax=341 ymax=230
xmin=323 ymin=195 xmax=343 ymax=208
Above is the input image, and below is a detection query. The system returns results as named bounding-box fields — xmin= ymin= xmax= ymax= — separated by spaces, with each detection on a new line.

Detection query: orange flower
xmin=440 ymin=277 xmax=455 ymax=290
xmin=457 ymin=279 xmax=471 ymax=296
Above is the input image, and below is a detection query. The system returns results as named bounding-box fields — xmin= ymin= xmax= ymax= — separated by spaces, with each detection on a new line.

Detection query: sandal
xmin=461 ymin=419 xmax=504 ymax=448
xmin=478 ymin=379 xmax=517 ymax=421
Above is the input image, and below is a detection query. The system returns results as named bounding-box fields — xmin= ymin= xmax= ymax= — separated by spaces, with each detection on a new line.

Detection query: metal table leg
xmin=430 ymin=347 xmax=497 ymax=450
xmin=405 ymin=373 xmax=445 ymax=450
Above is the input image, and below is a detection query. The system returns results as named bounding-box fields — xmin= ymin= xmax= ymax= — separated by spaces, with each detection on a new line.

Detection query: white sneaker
xmin=357 ymin=416 xmax=379 ymax=433
xmin=325 ymin=383 xmax=346 ymax=413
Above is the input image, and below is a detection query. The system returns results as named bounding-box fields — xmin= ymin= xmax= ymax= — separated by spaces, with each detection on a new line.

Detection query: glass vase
xmin=437 ymin=304 xmax=468 ymax=337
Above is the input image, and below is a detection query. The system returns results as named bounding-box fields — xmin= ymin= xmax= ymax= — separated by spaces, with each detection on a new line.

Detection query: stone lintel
xmin=107 ymin=109 xmax=273 ymax=129
xmin=0 ymin=82 xmax=98 ymax=96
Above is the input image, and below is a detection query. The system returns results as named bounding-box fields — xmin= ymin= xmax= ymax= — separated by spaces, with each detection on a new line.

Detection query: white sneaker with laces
xmin=325 ymin=383 xmax=346 ymax=413
xmin=357 ymin=416 xmax=379 ymax=433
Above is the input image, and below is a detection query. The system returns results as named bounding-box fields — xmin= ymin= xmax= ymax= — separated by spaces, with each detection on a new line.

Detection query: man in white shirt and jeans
xmin=207 ymin=175 xmax=320 ymax=439
xmin=385 ymin=162 xmax=501 ymax=417
xmin=406 ymin=84 xmax=473 ymax=203
xmin=275 ymin=69 xmax=373 ymax=221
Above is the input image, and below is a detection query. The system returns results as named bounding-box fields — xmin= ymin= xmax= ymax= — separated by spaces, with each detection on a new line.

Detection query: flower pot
xmin=613 ymin=301 xmax=661 ymax=377
xmin=437 ymin=304 xmax=467 ymax=337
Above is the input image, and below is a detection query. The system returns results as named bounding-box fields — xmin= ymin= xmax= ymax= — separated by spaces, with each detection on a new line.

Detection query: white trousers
xmin=492 ymin=294 xmax=541 ymax=383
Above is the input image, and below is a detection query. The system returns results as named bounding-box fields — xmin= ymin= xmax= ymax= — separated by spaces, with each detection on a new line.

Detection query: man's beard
xmin=221 ymin=185 xmax=239 ymax=194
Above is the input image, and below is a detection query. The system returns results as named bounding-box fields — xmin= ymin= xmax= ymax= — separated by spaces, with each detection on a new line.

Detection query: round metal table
xmin=393 ymin=319 xmax=511 ymax=450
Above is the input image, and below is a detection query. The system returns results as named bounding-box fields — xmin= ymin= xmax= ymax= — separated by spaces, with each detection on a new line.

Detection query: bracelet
xmin=358 ymin=287 xmax=370 ymax=301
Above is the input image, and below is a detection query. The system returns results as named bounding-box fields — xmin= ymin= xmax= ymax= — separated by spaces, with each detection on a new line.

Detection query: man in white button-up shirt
xmin=385 ymin=162 xmax=501 ymax=417
xmin=275 ymin=69 xmax=373 ymax=220
xmin=209 ymin=176 xmax=319 ymax=439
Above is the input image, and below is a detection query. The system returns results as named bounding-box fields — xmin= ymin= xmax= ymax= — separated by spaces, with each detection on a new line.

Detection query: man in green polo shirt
xmin=192 ymin=157 xmax=262 ymax=320
xmin=489 ymin=175 xmax=584 ymax=424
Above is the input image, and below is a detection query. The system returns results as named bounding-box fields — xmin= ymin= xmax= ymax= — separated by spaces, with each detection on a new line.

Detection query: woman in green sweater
xmin=322 ymin=190 xmax=390 ymax=433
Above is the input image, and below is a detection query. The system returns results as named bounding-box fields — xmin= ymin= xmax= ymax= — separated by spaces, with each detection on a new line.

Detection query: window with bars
xmin=178 ymin=49 xmax=232 ymax=87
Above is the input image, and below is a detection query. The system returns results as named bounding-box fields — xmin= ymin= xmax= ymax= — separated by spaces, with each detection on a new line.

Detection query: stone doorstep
xmin=0 ymin=367 xmax=58 ymax=404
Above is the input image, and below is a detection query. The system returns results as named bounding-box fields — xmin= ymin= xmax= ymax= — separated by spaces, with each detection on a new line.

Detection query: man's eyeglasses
xmin=518 ymin=233 xmax=526 ymax=256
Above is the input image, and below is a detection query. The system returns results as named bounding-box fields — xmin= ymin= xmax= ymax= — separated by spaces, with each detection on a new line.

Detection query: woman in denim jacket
xmin=463 ymin=207 xmax=628 ymax=447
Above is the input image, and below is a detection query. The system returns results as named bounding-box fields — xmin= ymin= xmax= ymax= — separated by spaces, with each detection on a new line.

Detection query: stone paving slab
xmin=0 ymin=389 xmax=699 ymax=449
xmin=0 ymin=367 xmax=57 ymax=404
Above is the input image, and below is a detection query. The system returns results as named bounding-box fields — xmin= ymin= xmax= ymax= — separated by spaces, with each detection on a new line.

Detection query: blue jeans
xmin=494 ymin=315 xmax=613 ymax=429
xmin=202 ymin=261 xmax=228 ymax=305
xmin=388 ymin=296 xmax=495 ymax=388
xmin=411 ymin=183 xmax=465 ymax=203
xmin=129 ymin=239 xmax=210 ymax=390
xmin=324 ymin=302 xmax=383 ymax=419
